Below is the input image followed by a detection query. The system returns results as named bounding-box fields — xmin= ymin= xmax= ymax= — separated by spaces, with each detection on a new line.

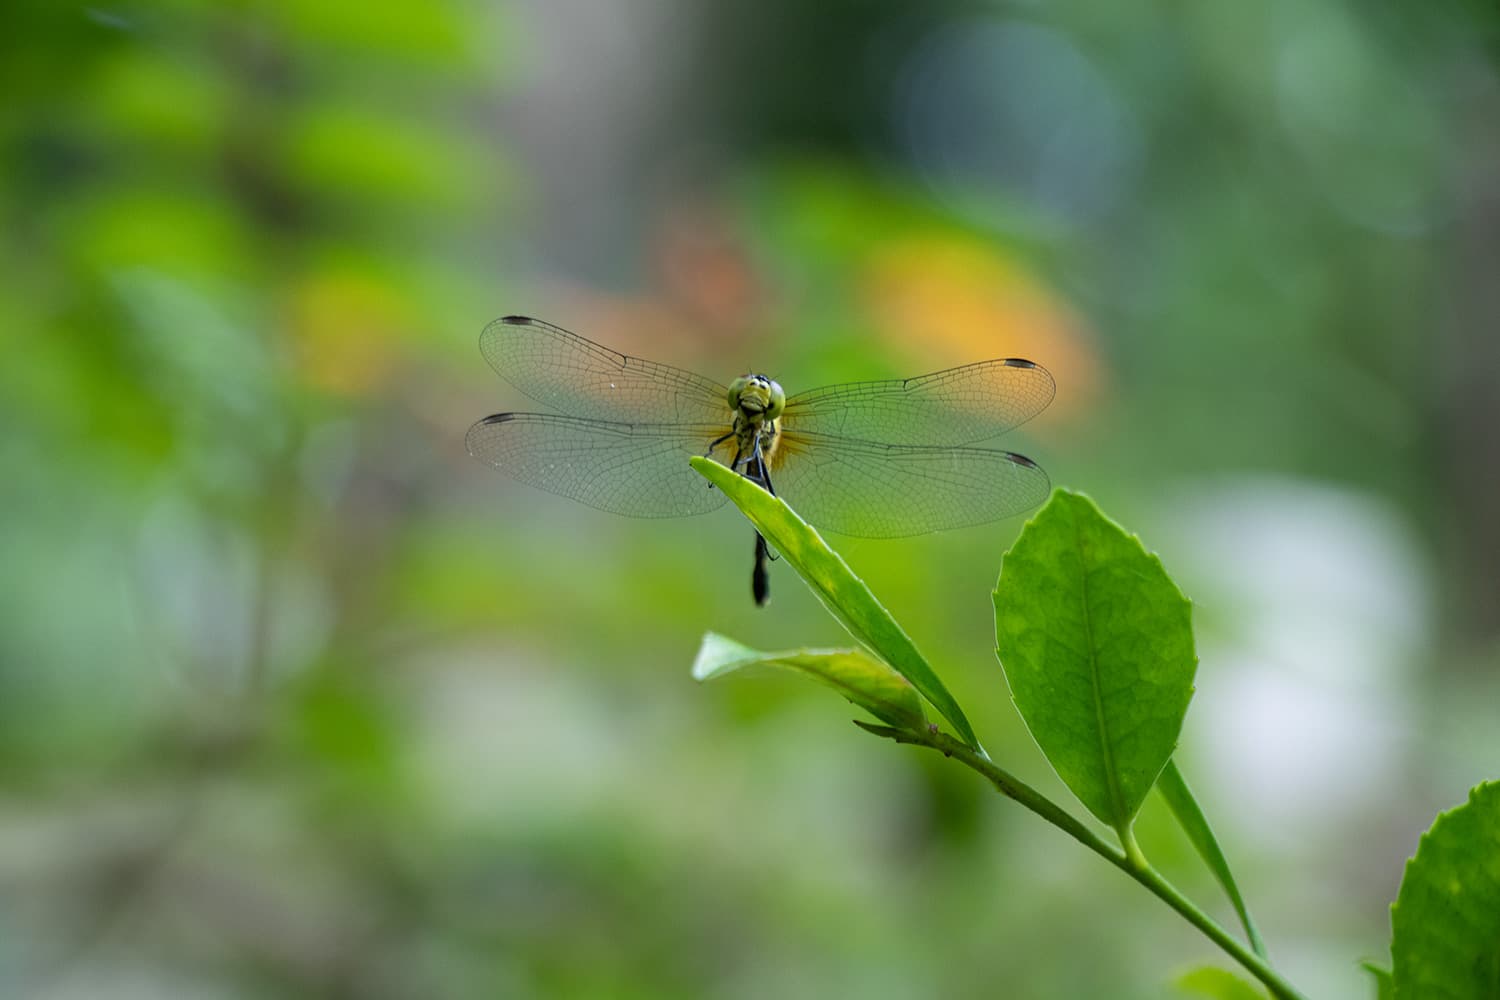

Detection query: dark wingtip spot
xmin=481 ymin=412 xmax=518 ymax=425
xmin=1007 ymin=452 xmax=1040 ymax=469
xmin=498 ymin=314 xmax=532 ymax=325
xmin=1003 ymin=358 xmax=1039 ymax=369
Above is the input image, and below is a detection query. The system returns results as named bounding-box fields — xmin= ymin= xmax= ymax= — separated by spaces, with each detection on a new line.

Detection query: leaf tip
xmin=691 ymin=631 xmax=751 ymax=681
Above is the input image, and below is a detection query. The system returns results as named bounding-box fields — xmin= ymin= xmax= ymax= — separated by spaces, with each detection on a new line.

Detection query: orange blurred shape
xmin=286 ymin=271 xmax=403 ymax=397
xmin=651 ymin=194 xmax=767 ymax=337
xmin=546 ymin=196 xmax=771 ymax=374
xmin=860 ymin=235 xmax=1101 ymax=423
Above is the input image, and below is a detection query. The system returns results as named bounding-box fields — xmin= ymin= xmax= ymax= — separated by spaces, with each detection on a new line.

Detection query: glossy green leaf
xmin=1176 ymin=965 xmax=1267 ymax=999
xmin=1159 ymin=760 xmax=1268 ymax=957
xmin=690 ymin=457 xmax=977 ymax=747
xmin=692 ymin=632 xmax=926 ymax=731
xmin=1390 ymin=781 xmax=1500 ymax=1000
xmin=993 ymin=490 xmax=1196 ymax=831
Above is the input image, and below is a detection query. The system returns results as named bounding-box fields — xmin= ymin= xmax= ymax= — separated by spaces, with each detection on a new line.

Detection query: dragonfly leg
xmin=750 ymin=437 xmax=777 ymax=497
xmin=705 ymin=431 xmax=734 ymax=458
xmin=726 ymin=439 xmax=777 ymax=604
xmin=700 ymin=432 xmax=738 ymax=492
xmin=709 ymin=442 xmax=746 ymax=494
xmin=746 ymin=443 xmax=783 ymax=568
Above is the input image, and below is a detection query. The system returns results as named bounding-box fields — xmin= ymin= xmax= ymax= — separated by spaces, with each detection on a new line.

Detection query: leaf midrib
xmin=1075 ymin=517 xmax=1127 ymax=828
xmin=780 ymin=654 xmax=920 ymax=725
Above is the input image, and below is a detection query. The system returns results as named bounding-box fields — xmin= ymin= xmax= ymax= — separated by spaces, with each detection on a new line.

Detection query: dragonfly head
xmin=728 ymin=374 xmax=785 ymax=421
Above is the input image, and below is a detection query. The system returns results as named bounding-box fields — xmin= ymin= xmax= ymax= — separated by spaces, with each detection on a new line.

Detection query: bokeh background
xmin=4 ymin=1 xmax=1499 ymax=997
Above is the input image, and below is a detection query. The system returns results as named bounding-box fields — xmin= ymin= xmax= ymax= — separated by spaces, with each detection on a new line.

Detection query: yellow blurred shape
xmin=861 ymin=235 xmax=1101 ymax=422
xmin=287 ymin=272 xmax=404 ymax=397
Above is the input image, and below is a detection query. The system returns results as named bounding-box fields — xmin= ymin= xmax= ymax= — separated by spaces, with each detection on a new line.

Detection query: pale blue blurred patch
xmin=895 ymin=18 xmax=1144 ymax=234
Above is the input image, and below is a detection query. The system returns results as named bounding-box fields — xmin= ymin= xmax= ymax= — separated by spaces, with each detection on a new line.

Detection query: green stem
xmin=855 ymin=722 xmax=1310 ymax=1000
xmin=1120 ymin=823 xmax=1149 ymax=870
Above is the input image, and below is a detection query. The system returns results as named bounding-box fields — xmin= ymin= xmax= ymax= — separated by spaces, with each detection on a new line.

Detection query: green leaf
xmin=1361 ymin=961 xmax=1394 ymax=1000
xmin=691 ymin=632 xmax=926 ymax=731
xmin=690 ymin=457 xmax=977 ymax=747
xmin=1159 ymin=760 xmax=1268 ymax=958
xmin=1176 ymin=965 xmax=1268 ymax=999
xmin=992 ymin=489 xmax=1196 ymax=831
xmin=1390 ymin=781 xmax=1500 ymax=1000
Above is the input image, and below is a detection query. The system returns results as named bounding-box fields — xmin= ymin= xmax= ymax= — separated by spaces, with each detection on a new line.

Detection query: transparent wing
xmin=479 ymin=316 xmax=733 ymax=425
xmin=770 ymin=430 xmax=1050 ymax=538
xmin=782 ymin=358 xmax=1055 ymax=446
xmin=466 ymin=412 xmax=735 ymax=518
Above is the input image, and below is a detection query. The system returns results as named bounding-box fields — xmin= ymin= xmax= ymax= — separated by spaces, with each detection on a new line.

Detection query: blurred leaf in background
xmin=2 ymin=0 xmax=1498 ymax=997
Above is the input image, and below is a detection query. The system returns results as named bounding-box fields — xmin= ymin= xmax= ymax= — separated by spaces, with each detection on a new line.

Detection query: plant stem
xmin=1120 ymin=823 xmax=1149 ymax=870
xmin=854 ymin=722 xmax=1311 ymax=1000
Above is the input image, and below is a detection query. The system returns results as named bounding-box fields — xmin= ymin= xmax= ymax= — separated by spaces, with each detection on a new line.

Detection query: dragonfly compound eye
xmin=727 ymin=375 xmax=749 ymax=412
xmin=763 ymin=378 xmax=785 ymax=420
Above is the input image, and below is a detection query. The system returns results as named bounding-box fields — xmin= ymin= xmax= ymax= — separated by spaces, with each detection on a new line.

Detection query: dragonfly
xmin=467 ymin=315 xmax=1054 ymax=605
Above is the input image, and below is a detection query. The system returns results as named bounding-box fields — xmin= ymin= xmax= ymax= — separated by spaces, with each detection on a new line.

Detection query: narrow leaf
xmin=1176 ymin=966 xmax=1267 ymax=999
xmin=692 ymin=632 xmax=926 ymax=731
xmin=1360 ymin=962 xmax=1394 ymax=1000
xmin=1390 ymin=781 xmax=1500 ymax=1000
xmin=690 ymin=457 xmax=977 ymax=747
xmin=993 ymin=489 xmax=1197 ymax=831
xmin=1159 ymin=760 xmax=1268 ymax=958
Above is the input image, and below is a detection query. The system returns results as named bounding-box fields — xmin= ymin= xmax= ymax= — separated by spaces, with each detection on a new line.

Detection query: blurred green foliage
xmin=2 ymin=1 xmax=1497 ymax=997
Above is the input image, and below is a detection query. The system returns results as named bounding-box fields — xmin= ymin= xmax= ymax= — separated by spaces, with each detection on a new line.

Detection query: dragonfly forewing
xmin=782 ymin=358 xmax=1055 ymax=447
xmin=479 ymin=316 xmax=733 ymax=425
